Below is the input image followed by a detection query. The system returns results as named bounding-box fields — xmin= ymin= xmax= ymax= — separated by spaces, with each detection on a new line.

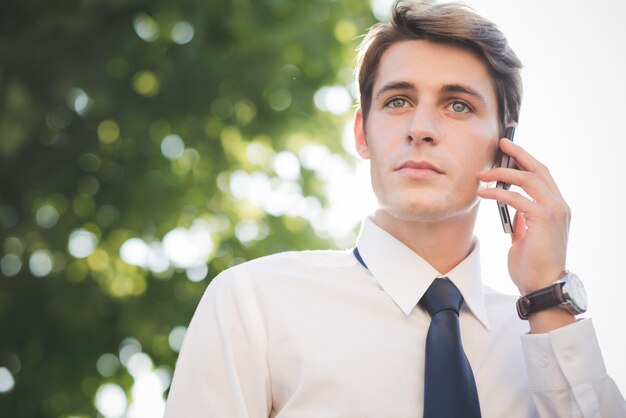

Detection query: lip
xmin=395 ymin=160 xmax=443 ymax=180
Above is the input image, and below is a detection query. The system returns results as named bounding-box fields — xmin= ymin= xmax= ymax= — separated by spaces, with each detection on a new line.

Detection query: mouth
xmin=395 ymin=160 xmax=443 ymax=173
xmin=394 ymin=160 xmax=443 ymax=180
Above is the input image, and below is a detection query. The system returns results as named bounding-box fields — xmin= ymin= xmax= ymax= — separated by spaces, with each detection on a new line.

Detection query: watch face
xmin=565 ymin=273 xmax=588 ymax=311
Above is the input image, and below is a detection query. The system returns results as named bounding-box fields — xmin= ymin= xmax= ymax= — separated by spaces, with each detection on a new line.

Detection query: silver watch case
xmin=560 ymin=272 xmax=588 ymax=315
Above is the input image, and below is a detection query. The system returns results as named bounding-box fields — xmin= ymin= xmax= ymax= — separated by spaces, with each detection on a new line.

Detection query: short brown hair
xmin=356 ymin=0 xmax=523 ymax=134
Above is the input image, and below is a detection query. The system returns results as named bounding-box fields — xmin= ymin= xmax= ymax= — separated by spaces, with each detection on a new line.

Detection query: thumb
xmin=511 ymin=210 xmax=526 ymax=243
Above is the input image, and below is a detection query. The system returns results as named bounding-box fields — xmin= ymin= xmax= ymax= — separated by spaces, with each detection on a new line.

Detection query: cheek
xmin=471 ymin=127 xmax=499 ymax=168
xmin=457 ymin=136 xmax=498 ymax=175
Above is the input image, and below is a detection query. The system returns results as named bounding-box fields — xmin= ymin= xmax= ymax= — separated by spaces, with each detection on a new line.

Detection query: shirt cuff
xmin=520 ymin=318 xmax=607 ymax=391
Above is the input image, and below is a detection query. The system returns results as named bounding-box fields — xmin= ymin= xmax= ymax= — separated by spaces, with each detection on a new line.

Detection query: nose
xmin=407 ymin=104 xmax=439 ymax=145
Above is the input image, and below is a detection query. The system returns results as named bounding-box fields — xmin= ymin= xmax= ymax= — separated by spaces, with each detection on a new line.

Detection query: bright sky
xmin=358 ymin=0 xmax=626 ymax=393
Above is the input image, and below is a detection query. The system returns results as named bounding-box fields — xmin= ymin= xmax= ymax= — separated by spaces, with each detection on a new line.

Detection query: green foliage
xmin=0 ymin=0 xmax=377 ymax=416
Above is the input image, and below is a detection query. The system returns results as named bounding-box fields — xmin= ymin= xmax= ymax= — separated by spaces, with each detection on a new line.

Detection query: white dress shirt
xmin=165 ymin=217 xmax=625 ymax=417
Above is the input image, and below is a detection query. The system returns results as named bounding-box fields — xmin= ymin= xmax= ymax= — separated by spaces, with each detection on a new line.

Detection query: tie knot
xmin=419 ymin=278 xmax=464 ymax=317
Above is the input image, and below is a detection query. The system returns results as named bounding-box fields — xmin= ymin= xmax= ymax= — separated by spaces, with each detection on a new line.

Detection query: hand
xmin=477 ymin=138 xmax=571 ymax=295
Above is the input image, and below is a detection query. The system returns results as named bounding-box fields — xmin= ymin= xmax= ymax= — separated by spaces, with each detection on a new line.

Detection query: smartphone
xmin=496 ymin=126 xmax=516 ymax=233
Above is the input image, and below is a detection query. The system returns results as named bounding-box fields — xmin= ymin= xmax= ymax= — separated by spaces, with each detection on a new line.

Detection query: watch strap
xmin=516 ymin=282 xmax=566 ymax=320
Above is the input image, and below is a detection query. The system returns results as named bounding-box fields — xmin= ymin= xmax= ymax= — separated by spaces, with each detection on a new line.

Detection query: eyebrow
xmin=374 ymin=81 xmax=415 ymax=101
xmin=374 ymin=81 xmax=487 ymax=106
xmin=441 ymin=83 xmax=487 ymax=105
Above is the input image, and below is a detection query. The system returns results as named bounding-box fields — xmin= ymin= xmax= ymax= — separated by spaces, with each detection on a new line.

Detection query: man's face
xmin=355 ymin=39 xmax=500 ymax=223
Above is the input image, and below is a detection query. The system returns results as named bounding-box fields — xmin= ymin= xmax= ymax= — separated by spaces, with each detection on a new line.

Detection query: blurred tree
xmin=0 ymin=0 xmax=377 ymax=416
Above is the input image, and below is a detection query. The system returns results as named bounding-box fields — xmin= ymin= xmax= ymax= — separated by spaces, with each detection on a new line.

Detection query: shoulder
xmin=210 ymin=249 xmax=357 ymax=289
xmin=238 ymin=249 xmax=356 ymax=273
xmin=201 ymin=249 xmax=360 ymax=319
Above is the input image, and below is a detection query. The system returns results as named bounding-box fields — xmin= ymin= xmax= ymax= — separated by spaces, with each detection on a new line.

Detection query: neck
xmin=371 ymin=206 xmax=478 ymax=274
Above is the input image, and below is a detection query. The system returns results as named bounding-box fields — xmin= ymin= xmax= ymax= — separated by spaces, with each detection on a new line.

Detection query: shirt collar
xmin=356 ymin=217 xmax=491 ymax=330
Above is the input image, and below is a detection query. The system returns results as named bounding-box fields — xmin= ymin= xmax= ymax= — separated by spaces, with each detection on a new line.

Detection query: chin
xmin=380 ymin=194 xmax=480 ymax=223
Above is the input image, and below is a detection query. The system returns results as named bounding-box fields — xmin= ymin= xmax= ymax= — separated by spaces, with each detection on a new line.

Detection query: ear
xmin=354 ymin=109 xmax=370 ymax=159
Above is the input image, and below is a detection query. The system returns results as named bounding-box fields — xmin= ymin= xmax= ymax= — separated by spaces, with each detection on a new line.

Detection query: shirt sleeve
xmin=520 ymin=318 xmax=626 ymax=417
xmin=164 ymin=267 xmax=271 ymax=418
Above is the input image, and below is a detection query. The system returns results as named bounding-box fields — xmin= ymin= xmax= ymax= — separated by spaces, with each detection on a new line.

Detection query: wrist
xmin=527 ymin=307 xmax=576 ymax=334
xmin=518 ymin=268 xmax=565 ymax=295
xmin=516 ymin=271 xmax=587 ymax=322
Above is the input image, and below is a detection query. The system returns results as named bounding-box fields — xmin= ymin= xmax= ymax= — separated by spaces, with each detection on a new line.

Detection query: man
xmin=165 ymin=1 xmax=626 ymax=416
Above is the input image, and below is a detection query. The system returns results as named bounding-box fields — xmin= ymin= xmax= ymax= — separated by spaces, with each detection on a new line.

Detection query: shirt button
xmin=538 ymin=355 xmax=550 ymax=368
xmin=563 ymin=349 xmax=577 ymax=362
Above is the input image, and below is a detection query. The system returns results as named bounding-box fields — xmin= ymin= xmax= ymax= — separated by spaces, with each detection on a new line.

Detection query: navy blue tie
xmin=420 ymin=278 xmax=481 ymax=418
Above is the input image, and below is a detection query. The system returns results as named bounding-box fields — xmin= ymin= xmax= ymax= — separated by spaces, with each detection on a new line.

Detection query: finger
xmin=498 ymin=138 xmax=564 ymax=199
xmin=478 ymin=186 xmax=571 ymax=234
xmin=476 ymin=186 xmax=538 ymax=214
xmin=478 ymin=167 xmax=561 ymax=207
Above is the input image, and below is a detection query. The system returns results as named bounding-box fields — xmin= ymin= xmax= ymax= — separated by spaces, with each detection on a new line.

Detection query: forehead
xmin=373 ymin=39 xmax=497 ymax=104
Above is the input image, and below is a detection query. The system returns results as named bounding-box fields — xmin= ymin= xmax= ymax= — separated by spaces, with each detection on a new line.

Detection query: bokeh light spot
xmin=147 ymin=242 xmax=170 ymax=274
xmin=109 ymin=273 xmax=147 ymax=297
xmin=314 ymin=85 xmax=353 ymax=115
xmin=334 ymin=19 xmax=358 ymax=43
xmin=29 ymin=250 xmax=54 ymax=277
xmin=371 ymin=0 xmax=396 ymax=21
xmin=66 ymin=87 xmax=92 ymax=116
xmin=161 ymin=134 xmax=185 ymax=160
xmin=97 ymin=120 xmax=120 ymax=144
xmin=211 ymin=97 xmax=234 ymax=120
xmin=132 ymin=71 xmax=160 ymax=97
xmin=126 ymin=352 xmax=153 ymax=378
xmin=283 ymin=43 xmax=305 ymax=65
xmin=4 ymin=236 xmax=25 ymax=256
xmin=171 ymin=148 xmax=200 ymax=176
xmin=234 ymin=100 xmax=257 ymax=125
xmin=119 ymin=338 xmax=142 ymax=366
xmin=120 ymin=238 xmax=150 ymax=268
xmin=68 ymin=229 xmax=98 ymax=258
xmin=127 ymin=372 xmax=166 ymax=418
xmin=96 ymin=205 xmax=120 ymax=228
xmin=77 ymin=175 xmax=100 ymax=196
xmin=186 ymin=264 xmax=208 ymax=282
xmin=66 ymin=260 xmax=89 ymax=282
xmin=246 ymin=140 xmax=274 ymax=169
xmin=95 ymin=383 xmax=127 ymax=418
xmin=171 ymin=21 xmax=194 ymax=44
xmin=45 ymin=106 xmax=73 ymax=130
xmin=162 ymin=222 xmax=215 ymax=268
xmin=72 ymin=195 xmax=96 ymax=217
xmin=235 ymin=220 xmax=260 ymax=244
xmin=35 ymin=204 xmax=59 ymax=228
xmin=0 ymin=367 xmax=15 ymax=393
xmin=268 ymin=88 xmax=292 ymax=111
xmin=87 ymin=249 xmax=110 ymax=271
xmin=299 ymin=143 xmax=330 ymax=170
xmin=78 ymin=153 xmax=101 ymax=173
xmin=168 ymin=326 xmax=187 ymax=353
xmin=1 ymin=254 xmax=22 ymax=277
xmin=154 ymin=366 xmax=173 ymax=392
xmin=273 ymin=151 xmax=301 ymax=181
xmin=133 ymin=13 xmax=159 ymax=42
xmin=96 ymin=353 xmax=120 ymax=378
xmin=308 ymin=1 xmax=331 ymax=22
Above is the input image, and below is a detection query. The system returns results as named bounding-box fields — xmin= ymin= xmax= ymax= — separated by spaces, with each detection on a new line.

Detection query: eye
xmin=386 ymin=97 xmax=409 ymax=108
xmin=448 ymin=101 xmax=472 ymax=113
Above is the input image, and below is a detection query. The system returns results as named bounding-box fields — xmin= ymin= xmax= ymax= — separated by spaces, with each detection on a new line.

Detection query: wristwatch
xmin=516 ymin=271 xmax=588 ymax=320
